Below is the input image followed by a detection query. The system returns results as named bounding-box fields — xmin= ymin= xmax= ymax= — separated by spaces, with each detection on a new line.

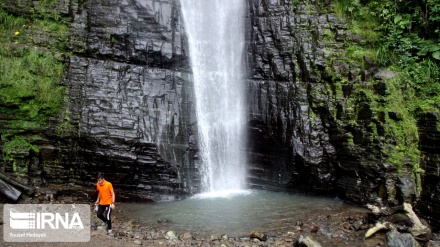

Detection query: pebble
xmin=181 ymin=232 xmax=192 ymax=240
xmin=165 ymin=231 xmax=178 ymax=240
xmin=274 ymin=240 xmax=285 ymax=245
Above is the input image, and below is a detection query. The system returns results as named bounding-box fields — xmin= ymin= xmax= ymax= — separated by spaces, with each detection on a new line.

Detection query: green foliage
xmin=376 ymin=45 xmax=399 ymax=66
xmin=3 ymin=136 xmax=39 ymax=161
xmin=0 ymin=6 xmax=67 ymax=130
xmin=0 ymin=7 xmax=69 ymax=49
xmin=406 ymin=60 xmax=440 ymax=101
xmin=345 ymin=43 xmax=377 ymax=67
xmin=0 ymin=46 xmax=64 ymax=126
xmin=0 ymin=10 xmax=27 ymax=30
xmin=56 ymin=106 xmax=76 ymax=137
xmin=333 ymin=0 xmax=362 ymax=19
xmin=389 ymin=95 xmax=419 ymax=182
xmin=332 ymin=0 xmax=440 ymax=197
xmin=369 ymin=122 xmax=379 ymax=142
xmin=332 ymin=0 xmax=381 ymax=66
xmin=30 ymin=0 xmax=64 ymax=22
xmin=0 ymin=5 xmax=68 ymax=168
xmin=336 ymin=0 xmax=440 ymax=63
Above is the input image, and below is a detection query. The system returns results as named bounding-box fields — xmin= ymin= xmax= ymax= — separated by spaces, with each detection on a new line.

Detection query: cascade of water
xmin=180 ymin=0 xmax=247 ymax=192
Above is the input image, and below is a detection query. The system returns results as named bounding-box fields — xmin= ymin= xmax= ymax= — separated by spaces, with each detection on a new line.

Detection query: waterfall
xmin=180 ymin=0 xmax=247 ymax=192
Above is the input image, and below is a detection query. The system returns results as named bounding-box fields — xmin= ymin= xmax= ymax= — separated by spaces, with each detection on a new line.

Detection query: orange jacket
xmin=96 ymin=180 xmax=114 ymax=205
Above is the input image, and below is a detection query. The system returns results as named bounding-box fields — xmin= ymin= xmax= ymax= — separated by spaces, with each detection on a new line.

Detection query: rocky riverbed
xmin=1 ymin=195 xmax=440 ymax=247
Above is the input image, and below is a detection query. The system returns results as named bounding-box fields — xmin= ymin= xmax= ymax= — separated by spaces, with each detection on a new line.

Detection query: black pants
xmin=97 ymin=204 xmax=112 ymax=230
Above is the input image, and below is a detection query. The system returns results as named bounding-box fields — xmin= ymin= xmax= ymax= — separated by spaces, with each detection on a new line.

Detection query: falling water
xmin=180 ymin=1 xmax=247 ymax=192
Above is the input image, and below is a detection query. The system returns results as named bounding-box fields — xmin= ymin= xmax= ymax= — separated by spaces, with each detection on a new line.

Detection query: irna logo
xmin=4 ymin=204 xmax=90 ymax=242
xmin=9 ymin=211 xmax=84 ymax=230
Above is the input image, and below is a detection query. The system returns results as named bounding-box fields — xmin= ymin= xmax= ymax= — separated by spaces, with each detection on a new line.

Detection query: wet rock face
xmin=245 ymin=0 xmax=337 ymax=193
xmin=61 ymin=0 xmax=199 ymax=200
xmin=63 ymin=0 xmax=349 ymax=200
xmin=244 ymin=0 xmax=418 ymax=207
xmin=0 ymin=0 xmax=199 ymax=201
xmin=245 ymin=0 xmax=344 ymax=194
xmin=64 ymin=57 xmax=197 ymax=201
xmin=417 ymin=112 xmax=440 ymax=228
xmin=2 ymin=0 xmax=437 ymax=220
xmin=70 ymin=0 xmax=188 ymax=69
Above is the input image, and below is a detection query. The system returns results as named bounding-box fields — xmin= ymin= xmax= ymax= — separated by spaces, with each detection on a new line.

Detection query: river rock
xmin=373 ymin=70 xmax=400 ymax=80
xmin=386 ymin=229 xmax=421 ymax=247
xmin=180 ymin=232 xmax=192 ymax=240
xmin=250 ymin=231 xmax=267 ymax=241
xmin=165 ymin=231 xmax=178 ymax=240
xmin=295 ymin=233 xmax=322 ymax=247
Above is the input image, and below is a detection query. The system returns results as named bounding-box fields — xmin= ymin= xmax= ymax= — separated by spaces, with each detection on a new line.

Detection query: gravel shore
xmin=1 ymin=200 xmax=392 ymax=247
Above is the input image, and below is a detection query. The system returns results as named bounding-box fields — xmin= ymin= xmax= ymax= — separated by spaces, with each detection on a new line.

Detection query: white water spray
xmin=180 ymin=0 xmax=247 ymax=193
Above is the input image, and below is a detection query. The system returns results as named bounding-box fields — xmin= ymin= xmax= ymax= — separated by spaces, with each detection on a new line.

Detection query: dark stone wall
xmin=417 ymin=112 xmax=440 ymax=228
xmin=1 ymin=0 xmax=200 ymax=201
xmin=244 ymin=0 xmax=421 ymax=208
xmin=1 ymin=0 xmax=439 ymax=229
xmin=62 ymin=0 xmax=201 ymax=200
xmin=244 ymin=0 xmax=440 ymax=228
xmin=245 ymin=0 xmax=338 ymax=193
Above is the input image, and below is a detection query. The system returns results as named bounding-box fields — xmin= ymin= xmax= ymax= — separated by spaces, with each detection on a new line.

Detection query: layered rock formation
xmin=246 ymin=0 xmax=389 ymax=200
xmin=1 ymin=0 xmax=199 ymax=201
xmin=245 ymin=0 xmax=439 ymax=228
xmin=63 ymin=0 xmax=201 ymax=200
xmin=1 ymin=0 xmax=439 ymax=229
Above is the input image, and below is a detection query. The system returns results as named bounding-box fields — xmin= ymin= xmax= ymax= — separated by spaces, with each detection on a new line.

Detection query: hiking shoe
xmin=108 ymin=229 xmax=113 ymax=234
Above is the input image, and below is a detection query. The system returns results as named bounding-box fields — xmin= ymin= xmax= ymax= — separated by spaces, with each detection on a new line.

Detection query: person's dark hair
xmin=97 ymin=172 xmax=105 ymax=179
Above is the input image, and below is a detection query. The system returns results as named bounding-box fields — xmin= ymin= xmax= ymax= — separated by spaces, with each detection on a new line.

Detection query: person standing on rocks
xmin=95 ymin=172 xmax=115 ymax=234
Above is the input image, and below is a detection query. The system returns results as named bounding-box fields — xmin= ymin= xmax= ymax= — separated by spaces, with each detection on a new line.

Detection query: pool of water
xmin=119 ymin=190 xmax=360 ymax=237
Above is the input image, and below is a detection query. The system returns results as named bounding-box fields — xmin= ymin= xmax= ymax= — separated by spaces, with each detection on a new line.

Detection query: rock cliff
xmin=1 ymin=0 xmax=439 ymax=228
